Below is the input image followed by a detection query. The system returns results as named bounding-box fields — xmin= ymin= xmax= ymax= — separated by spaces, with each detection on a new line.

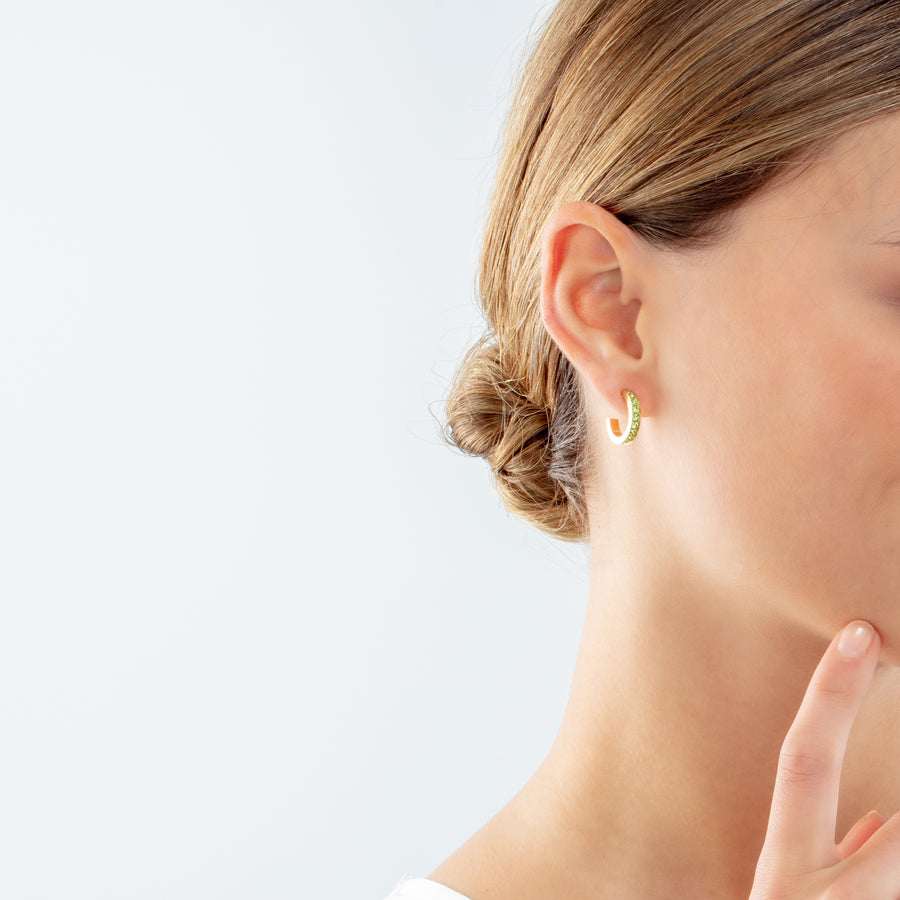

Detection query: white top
xmin=382 ymin=876 xmax=473 ymax=900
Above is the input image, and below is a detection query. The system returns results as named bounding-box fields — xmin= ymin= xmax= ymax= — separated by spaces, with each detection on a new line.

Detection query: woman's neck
xmin=429 ymin=538 xmax=900 ymax=900
xmin=510 ymin=555 xmax=900 ymax=899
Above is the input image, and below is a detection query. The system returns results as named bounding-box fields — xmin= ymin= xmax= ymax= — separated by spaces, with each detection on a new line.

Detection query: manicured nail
xmin=838 ymin=621 xmax=875 ymax=660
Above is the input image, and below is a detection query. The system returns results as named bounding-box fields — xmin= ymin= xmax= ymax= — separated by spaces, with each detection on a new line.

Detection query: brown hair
xmin=441 ymin=0 xmax=900 ymax=543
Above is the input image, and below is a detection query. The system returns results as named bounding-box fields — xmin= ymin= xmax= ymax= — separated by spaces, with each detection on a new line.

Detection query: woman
xmin=385 ymin=1 xmax=900 ymax=897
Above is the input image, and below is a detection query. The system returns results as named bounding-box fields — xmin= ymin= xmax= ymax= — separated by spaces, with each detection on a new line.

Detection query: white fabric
xmin=382 ymin=876 xmax=473 ymax=899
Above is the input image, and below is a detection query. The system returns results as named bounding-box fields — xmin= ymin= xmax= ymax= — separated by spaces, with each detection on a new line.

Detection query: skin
xmin=427 ymin=111 xmax=900 ymax=899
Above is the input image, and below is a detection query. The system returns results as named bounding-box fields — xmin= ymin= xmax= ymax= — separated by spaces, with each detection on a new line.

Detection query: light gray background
xmin=0 ymin=3 xmax=591 ymax=898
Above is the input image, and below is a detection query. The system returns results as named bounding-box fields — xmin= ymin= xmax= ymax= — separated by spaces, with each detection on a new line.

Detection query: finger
xmin=759 ymin=620 xmax=880 ymax=872
xmin=834 ymin=808 xmax=900 ymax=895
xmin=837 ymin=809 xmax=887 ymax=860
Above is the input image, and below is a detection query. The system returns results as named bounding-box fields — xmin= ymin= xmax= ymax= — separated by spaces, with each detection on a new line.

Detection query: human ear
xmin=539 ymin=200 xmax=656 ymax=419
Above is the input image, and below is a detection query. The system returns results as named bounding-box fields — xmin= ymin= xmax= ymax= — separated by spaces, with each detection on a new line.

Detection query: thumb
xmin=836 ymin=809 xmax=887 ymax=859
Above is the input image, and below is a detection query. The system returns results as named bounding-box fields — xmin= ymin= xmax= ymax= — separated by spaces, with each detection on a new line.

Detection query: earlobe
xmin=539 ymin=201 xmax=653 ymax=418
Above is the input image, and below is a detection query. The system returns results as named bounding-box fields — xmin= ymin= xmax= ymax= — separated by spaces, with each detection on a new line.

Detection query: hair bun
xmin=443 ymin=335 xmax=590 ymax=541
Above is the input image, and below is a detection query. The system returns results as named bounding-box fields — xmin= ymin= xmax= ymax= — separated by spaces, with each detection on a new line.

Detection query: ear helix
xmin=606 ymin=389 xmax=641 ymax=445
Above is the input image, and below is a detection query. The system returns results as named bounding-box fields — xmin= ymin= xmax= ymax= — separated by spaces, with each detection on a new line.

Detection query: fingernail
xmin=838 ymin=621 xmax=875 ymax=660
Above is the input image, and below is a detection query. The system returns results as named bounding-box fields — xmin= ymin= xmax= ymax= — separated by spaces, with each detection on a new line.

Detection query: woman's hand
xmin=750 ymin=620 xmax=898 ymax=898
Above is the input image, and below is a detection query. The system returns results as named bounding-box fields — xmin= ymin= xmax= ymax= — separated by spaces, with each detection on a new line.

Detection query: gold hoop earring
xmin=606 ymin=389 xmax=641 ymax=445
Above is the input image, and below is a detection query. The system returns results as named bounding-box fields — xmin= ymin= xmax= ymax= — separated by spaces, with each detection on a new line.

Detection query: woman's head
xmin=443 ymin=0 xmax=900 ymax=546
